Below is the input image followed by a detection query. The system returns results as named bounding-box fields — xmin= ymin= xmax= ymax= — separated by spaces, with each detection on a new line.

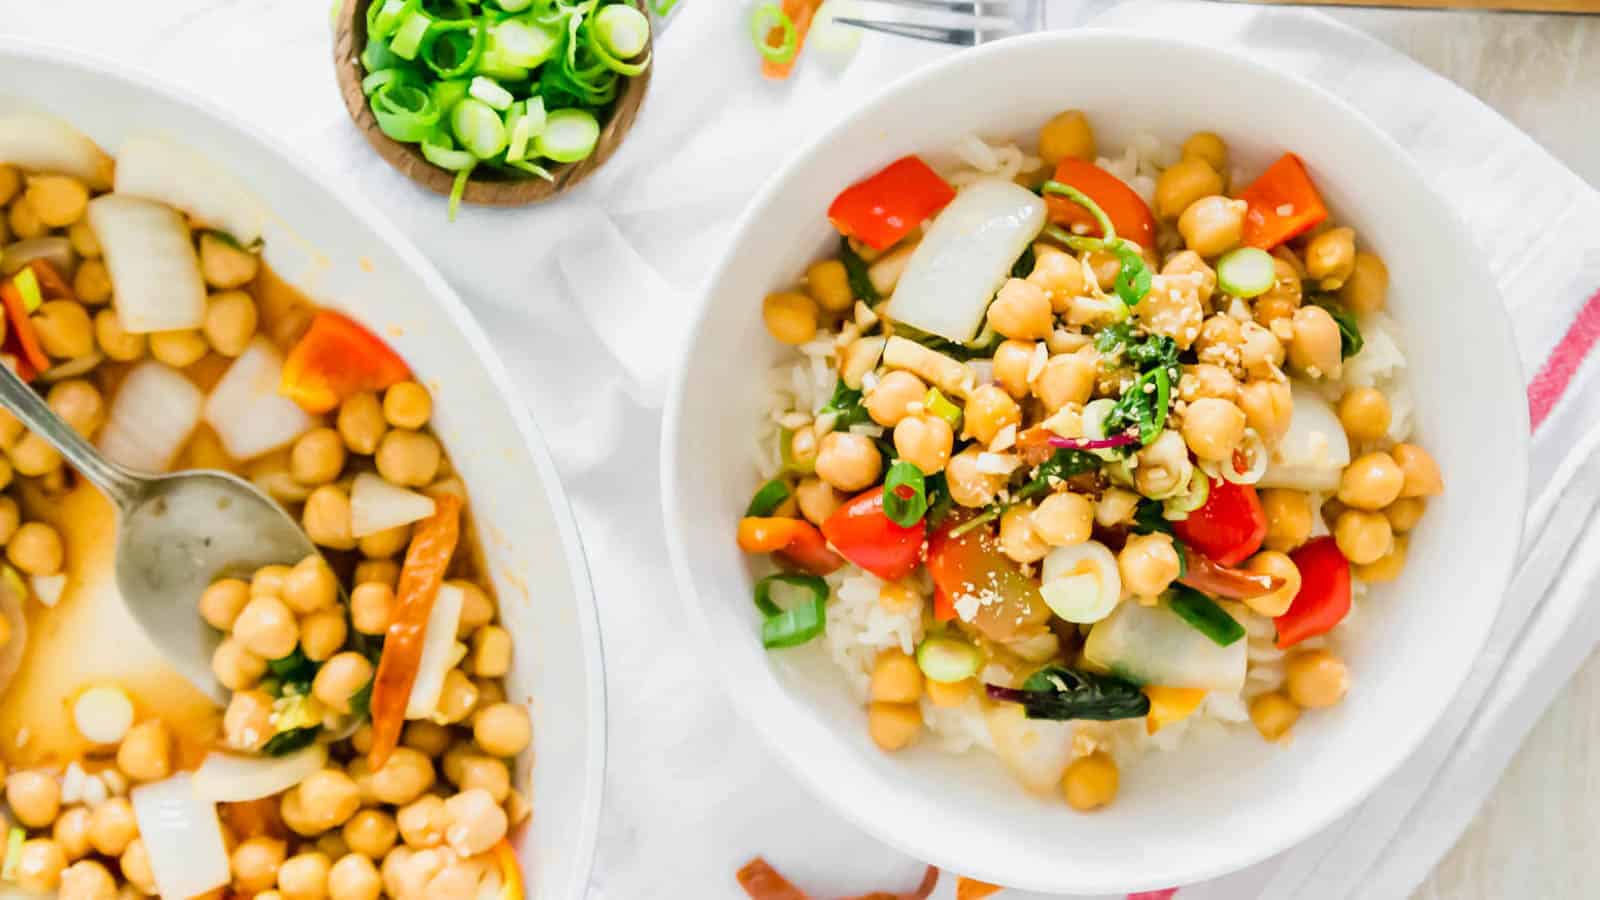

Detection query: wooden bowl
xmin=332 ymin=0 xmax=651 ymax=207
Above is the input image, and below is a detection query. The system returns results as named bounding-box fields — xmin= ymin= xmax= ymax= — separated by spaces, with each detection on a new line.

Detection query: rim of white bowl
xmin=663 ymin=27 xmax=1528 ymax=893
xmin=0 ymin=36 xmax=608 ymax=898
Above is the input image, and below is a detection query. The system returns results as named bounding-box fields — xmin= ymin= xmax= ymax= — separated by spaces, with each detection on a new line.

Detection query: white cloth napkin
xmin=15 ymin=2 xmax=1599 ymax=898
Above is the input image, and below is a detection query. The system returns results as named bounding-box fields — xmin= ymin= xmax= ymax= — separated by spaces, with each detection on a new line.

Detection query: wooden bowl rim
xmin=332 ymin=0 xmax=652 ymax=207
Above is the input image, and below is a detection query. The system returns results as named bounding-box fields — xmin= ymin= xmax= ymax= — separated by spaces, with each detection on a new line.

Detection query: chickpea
xmin=433 ymin=669 xmax=479 ymax=725
xmin=358 ymin=524 xmax=409 ymax=560
xmin=351 ymin=582 xmax=395 ymax=635
xmin=94 ymin=309 xmax=145 ymax=361
xmin=787 ymin=425 xmax=819 ymax=473
xmin=195 ymin=579 xmax=247 ymax=632
xmin=893 ymin=414 xmax=953 ymax=475
xmin=251 ymin=564 xmax=291 ymax=597
xmin=402 ymin=721 xmax=452 ymax=758
xmin=1093 ymin=487 xmax=1138 ymax=529
xmin=814 ymin=431 xmax=881 ymax=492
xmin=65 ymin=222 xmax=99 ymax=260
xmin=991 ymin=339 xmax=1035 ymax=399
xmin=469 ymin=625 xmax=513 ymax=678
xmin=1038 ymin=109 xmax=1095 ymax=164
xmin=762 ymin=292 xmax=818 ymax=345
xmin=1256 ymin=488 xmax=1311 ymax=553
xmin=1254 ymin=258 xmax=1303 ymax=325
xmin=44 ymin=381 xmax=102 ymax=440
xmin=999 ymin=505 xmax=1049 ymax=564
xmin=1242 ymin=551 xmax=1302 ymax=618
xmin=369 ymin=748 xmax=436 ymax=806
xmin=1155 ymin=157 xmax=1224 ymax=221
xmin=805 ymin=259 xmax=854 ymax=312
xmin=1033 ymin=353 xmax=1095 ymax=412
xmin=1194 ymin=313 xmax=1242 ymax=360
xmin=1086 ymin=249 xmax=1122 ymax=291
xmin=1027 ymin=245 xmax=1087 ymax=311
xmin=33 ymin=301 xmax=94 ymax=360
xmin=1338 ymin=451 xmax=1405 ymax=510
xmin=7 ymin=770 xmax=60 ymax=828
xmin=303 ymin=485 xmax=356 ymax=550
xmin=119 ymin=838 xmax=158 ymax=895
xmin=1026 ymin=491 xmax=1093 ymax=548
xmin=1181 ymin=131 xmax=1228 ymax=172
xmin=189 ymin=230 xmax=260 ymax=288
xmin=1390 ymin=443 xmax=1443 ymax=497
xmin=379 ymin=847 xmax=417 ymax=900
xmin=437 ymin=789 xmax=505 ymax=859
xmin=58 ymin=860 xmax=117 ymax=900
xmin=278 ymin=851 xmax=332 ymax=900
xmin=869 ymin=649 xmax=923 ymax=704
xmin=1062 ymin=752 xmax=1118 ymax=812
xmin=350 ymin=723 xmax=375 ymax=755
xmin=149 ymin=328 xmax=208 ymax=368
xmin=8 ymin=197 xmax=45 ymax=240
xmin=233 ymin=594 xmax=299 ymax=660
xmin=1286 ymin=649 xmax=1349 ymax=709
xmin=117 ymin=719 xmax=173 ymax=783
xmin=337 ymin=392 xmax=387 ymax=455
xmin=342 ymin=810 xmax=398 ymax=859
xmin=1119 ymin=532 xmax=1181 ymax=598
xmin=397 ymin=795 xmax=446 ymax=848
xmin=1134 ymin=430 xmax=1190 ymax=499
xmin=7 ymin=522 xmax=61 ymax=576
xmin=1162 ymin=250 xmax=1217 ymax=309
xmin=25 ymin=175 xmax=89 ymax=227
xmin=945 ymin=446 xmax=1004 ymax=508
xmin=17 ymin=838 xmax=67 ymax=892
xmin=986 ymin=278 xmax=1053 ymax=340
xmin=865 ymin=370 xmax=925 ymax=428
xmin=9 ymin=432 xmax=62 ymax=478
xmin=1249 ymin=692 xmax=1300 ymax=742
xmin=925 ymin=677 xmax=974 ymax=708
xmin=314 ymin=653 xmax=374 ymax=714
xmin=73 ymin=259 xmax=112 ymax=304
xmin=374 ymin=430 xmax=440 ymax=488
xmin=197 ymin=290 xmax=258 ymax=358
xmin=1334 ymin=509 xmax=1393 ymax=565
xmin=328 ymin=853 xmax=382 ymax=900
xmin=454 ymin=580 xmax=496 ymax=636
xmin=54 ymin=807 xmax=92 ymax=861
xmin=223 ymin=689 xmax=274 ymax=751
xmin=1178 ymin=195 xmax=1246 ymax=257
xmin=213 ymin=638 xmax=268 ymax=694
xmin=288 ymin=770 xmax=362 ymax=834
xmin=1179 ymin=364 xmax=1237 ymax=403
xmin=283 ymin=557 xmax=339 ymax=618
xmin=1180 ymin=397 xmax=1246 ymax=461
xmin=784 ymin=477 xmax=837 ymax=528
xmin=1304 ymin=226 xmax=1356 ymax=289
xmin=87 ymin=797 xmax=136 ymax=857
xmin=472 ymin=702 xmax=532 ymax=758
xmin=867 ymin=702 xmax=921 ymax=752
xmin=457 ymin=756 xmax=511 ymax=804
xmin=1384 ymin=496 xmax=1426 ymax=533
xmin=232 ymin=837 xmax=288 ymax=894
xmin=1339 ymin=251 xmax=1388 ymax=313
xmin=962 ymin=385 xmax=1020 ymax=446
xmin=0 ymin=497 xmax=16 ymax=545
xmin=0 ymin=166 xmax=18 ymax=205
xmin=1337 ymin=387 xmax=1391 ymax=443
xmin=1284 ymin=305 xmax=1342 ymax=380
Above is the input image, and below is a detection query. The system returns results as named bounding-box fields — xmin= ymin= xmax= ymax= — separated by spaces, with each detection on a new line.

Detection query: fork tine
xmin=832 ymin=16 xmax=981 ymax=46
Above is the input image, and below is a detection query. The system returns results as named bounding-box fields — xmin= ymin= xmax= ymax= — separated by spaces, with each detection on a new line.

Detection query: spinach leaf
xmin=1104 ymin=366 xmax=1171 ymax=446
xmin=818 ymin=379 xmax=872 ymax=430
xmin=1020 ymin=448 xmax=1100 ymax=500
xmin=1095 ymin=322 xmax=1177 ymax=373
xmin=1131 ymin=498 xmax=1174 ymax=536
xmin=923 ymin=472 xmax=954 ymax=529
xmin=348 ymin=679 xmax=375 ymax=720
xmin=1167 ymin=585 xmax=1245 ymax=647
xmin=986 ymin=666 xmax=1151 ymax=722
xmin=1010 ymin=245 xmax=1037 ymax=279
xmin=261 ymin=726 xmax=321 ymax=757
xmin=838 ymin=239 xmax=880 ymax=307
xmin=892 ymin=320 xmax=1004 ymax=363
xmin=267 ymin=648 xmax=317 ymax=695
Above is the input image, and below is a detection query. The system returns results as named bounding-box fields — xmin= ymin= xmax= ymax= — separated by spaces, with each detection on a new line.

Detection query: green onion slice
xmin=450 ymin=97 xmax=508 ymax=159
xmin=493 ymin=0 xmax=535 ymax=11
xmin=0 ymin=827 xmax=22 ymax=881
xmin=361 ymin=33 xmax=406 ymax=72
xmin=1167 ymin=585 xmax=1246 ymax=647
xmin=745 ymin=478 xmax=792 ymax=517
xmin=652 ymin=0 xmax=680 ymax=14
xmin=421 ymin=130 xmax=476 ymax=171
xmin=485 ymin=16 xmax=561 ymax=69
xmin=504 ymin=158 xmax=554 ymax=180
xmin=421 ymin=17 xmax=486 ymax=80
xmin=13 ymin=267 xmax=43 ymax=313
xmin=388 ymin=8 xmax=434 ymax=60
xmin=753 ymin=573 xmax=829 ymax=649
xmin=447 ymin=165 xmax=473 ymax=221
xmin=1217 ymin=247 xmax=1277 ymax=298
xmin=586 ymin=5 xmax=650 ymax=76
xmin=922 ymin=388 xmax=962 ymax=430
xmin=749 ymin=2 xmax=798 ymax=64
xmin=1164 ymin=467 xmax=1211 ymax=517
xmin=916 ymin=636 xmax=982 ymax=683
xmin=882 ymin=460 xmax=929 ymax=528
xmin=468 ymin=75 xmax=514 ymax=110
xmin=370 ymin=79 xmax=442 ymax=143
xmin=368 ymin=0 xmax=415 ymax=40
xmin=596 ymin=4 xmax=650 ymax=58
xmin=430 ymin=77 xmax=470 ymax=112
xmin=1041 ymin=180 xmax=1118 ymax=243
xmin=533 ymin=107 xmax=600 ymax=163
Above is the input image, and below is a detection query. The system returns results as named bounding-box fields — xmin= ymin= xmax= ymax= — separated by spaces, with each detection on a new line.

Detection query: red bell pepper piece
xmin=820 ymin=486 xmax=925 ymax=582
xmin=1173 ymin=480 xmax=1267 ymax=567
xmin=1239 ymin=153 xmax=1328 ymax=250
xmin=827 ymin=155 xmax=956 ymax=252
xmin=491 ymin=840 xmax=524 ymax=900
xmin=1178 ymin=545 xmax=1283 ymax=600
xmin=737 ymin=516 xmax=844 ymax=576
xmin=280 ymin=311 xmax=410 ymax=414
xmin=1274 ymin=536 xmax=1352 ymax=649
xmin=1045 ymin=158 xmax=1157 ymax=251
xmin=0 ymin=281 xmax=50 ymax=380
xmin=925 ymin=517 xmax=1050 ymax=641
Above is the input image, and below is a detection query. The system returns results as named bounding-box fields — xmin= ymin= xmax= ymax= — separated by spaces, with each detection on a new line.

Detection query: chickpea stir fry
xmin=0 ymin=119 xmax=537 ymax=899
xmin=737 ymin=113 xmax=1444 ymax=811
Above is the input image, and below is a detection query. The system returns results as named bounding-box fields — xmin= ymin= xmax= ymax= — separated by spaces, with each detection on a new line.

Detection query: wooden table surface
xmin=1319 ymin=12 xmax=1600 ymax=897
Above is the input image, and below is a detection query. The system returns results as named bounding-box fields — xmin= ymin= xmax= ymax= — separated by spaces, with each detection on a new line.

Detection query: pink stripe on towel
xmin=1528 ymin=287 xmax=1600 ymax=431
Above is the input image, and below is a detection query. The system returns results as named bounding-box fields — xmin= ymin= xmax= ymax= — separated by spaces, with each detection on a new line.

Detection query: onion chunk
xmin=0 ymin=112 xmax=113 ymax=189
xmin=97 ymin=362 xmax=203 ymax=473
xmin=203 ymin=339 xmax=315 ymax=461
xmin=193 ymin=744 xmax=328 ymax=803
xmin=86 ymin=194 xmax=206 ymax=334
xmin=406 ymin=582 xmax=465 ymax=720
xmin=130 ymin=773 xmax=231 ymax=900
xmin=115 ymin=135 xmax=266 ymax=246
xmin=351 ymin=473 xmax=437 ymax=538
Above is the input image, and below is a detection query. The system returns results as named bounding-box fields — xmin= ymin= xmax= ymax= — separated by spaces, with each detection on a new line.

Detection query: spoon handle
xmin=0 ymin=363 xmax=143 ymax=509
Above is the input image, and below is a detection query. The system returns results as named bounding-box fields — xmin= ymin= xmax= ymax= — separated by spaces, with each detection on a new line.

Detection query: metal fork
xmin=834 ymin=0 xmax=1045 ymax=47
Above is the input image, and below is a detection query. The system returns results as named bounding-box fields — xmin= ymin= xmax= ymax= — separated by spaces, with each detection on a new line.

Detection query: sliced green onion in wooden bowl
xmin=333 ymin=0 xmax=653 ymax=215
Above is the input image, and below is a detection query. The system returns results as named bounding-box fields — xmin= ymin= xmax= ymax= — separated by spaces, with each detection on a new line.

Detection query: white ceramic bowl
xmin=664 ymin=30 xmax=1527 ymax=894
xmin=0 ymin=40 xmax=606 ymax=898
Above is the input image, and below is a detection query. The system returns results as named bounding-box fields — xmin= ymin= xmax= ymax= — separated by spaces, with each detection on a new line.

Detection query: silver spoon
xmin=0 ymin=363 xmax=322 ymax=705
